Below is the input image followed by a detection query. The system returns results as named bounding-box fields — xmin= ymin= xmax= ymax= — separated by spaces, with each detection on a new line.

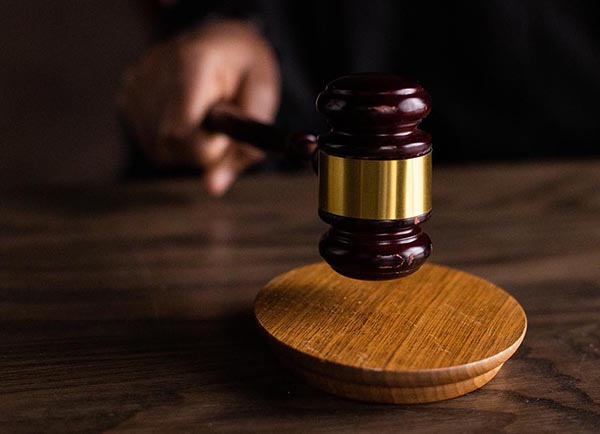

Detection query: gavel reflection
xmin=203 ymin=74 xmax=432 ymax=281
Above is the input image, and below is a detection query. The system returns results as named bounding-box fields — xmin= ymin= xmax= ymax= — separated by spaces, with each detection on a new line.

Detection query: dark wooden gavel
xmin=203 ymin=73 xmax=432 ymax=281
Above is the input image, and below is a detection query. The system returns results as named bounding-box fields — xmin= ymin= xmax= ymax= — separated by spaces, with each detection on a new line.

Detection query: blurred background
xmin=0 ymin=2 xmax=148 ymax=186
xmin=1 ymin=1 xmax=598 ymax=188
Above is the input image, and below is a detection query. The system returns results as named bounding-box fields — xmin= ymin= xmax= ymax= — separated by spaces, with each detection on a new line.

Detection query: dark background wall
xmin=0 ymin=1 xmax=147 ymax=187
xmin=1 ymin=1 xmax=598 ymax=188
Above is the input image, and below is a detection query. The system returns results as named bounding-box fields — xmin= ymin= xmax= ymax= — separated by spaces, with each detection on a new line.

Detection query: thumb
xmin=203 ymin=142 xmax=264 ymax=196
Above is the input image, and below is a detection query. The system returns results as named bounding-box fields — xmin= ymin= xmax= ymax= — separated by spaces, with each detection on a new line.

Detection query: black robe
xmin=130 ymin=0 xmax=599 ymax=175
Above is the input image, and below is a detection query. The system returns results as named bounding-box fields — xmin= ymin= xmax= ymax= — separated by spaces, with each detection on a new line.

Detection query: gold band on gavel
xmin=319 ymin=151 xmax=432 ymax=220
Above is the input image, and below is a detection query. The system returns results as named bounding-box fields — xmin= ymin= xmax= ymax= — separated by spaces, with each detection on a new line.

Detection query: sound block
xmin=254 ymin=262 xmax=527 ymax=404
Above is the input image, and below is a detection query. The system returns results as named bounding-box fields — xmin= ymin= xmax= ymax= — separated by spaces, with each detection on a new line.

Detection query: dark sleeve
xmin=152 ymin=0 xmax=264 ymax=39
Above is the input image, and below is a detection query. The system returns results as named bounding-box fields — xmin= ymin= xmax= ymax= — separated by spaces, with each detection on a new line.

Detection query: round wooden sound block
xmin=254 ymin=263 xmax=527 ymax=404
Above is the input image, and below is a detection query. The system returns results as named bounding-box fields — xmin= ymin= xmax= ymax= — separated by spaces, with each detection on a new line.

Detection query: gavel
xmin=204 ymin=73 xmax=432 ymax=280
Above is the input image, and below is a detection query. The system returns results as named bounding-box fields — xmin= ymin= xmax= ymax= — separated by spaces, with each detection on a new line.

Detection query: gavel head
xmin=317 ymin=73 xmax=432 ymax=280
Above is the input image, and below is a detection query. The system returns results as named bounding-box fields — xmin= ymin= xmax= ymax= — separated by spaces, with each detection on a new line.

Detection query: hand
xmin=119 ymin=19 xmax=280 ymax=196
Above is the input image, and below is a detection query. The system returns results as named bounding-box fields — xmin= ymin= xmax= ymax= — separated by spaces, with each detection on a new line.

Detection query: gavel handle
xmin=202 ymin=104 xmax=317 ymax=161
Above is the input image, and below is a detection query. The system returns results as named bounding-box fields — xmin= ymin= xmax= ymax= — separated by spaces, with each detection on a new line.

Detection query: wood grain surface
xmin=255 ymin=262 xmax=527 ymax=403
xmin=0 ymin=160 xmax=599 ymax=433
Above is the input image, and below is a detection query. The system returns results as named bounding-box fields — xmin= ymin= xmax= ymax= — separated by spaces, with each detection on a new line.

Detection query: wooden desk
xmin=1 ymin=161 xmax=599 ymax=434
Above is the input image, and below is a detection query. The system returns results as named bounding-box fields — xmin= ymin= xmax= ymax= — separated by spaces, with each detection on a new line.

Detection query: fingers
xmin=236 ymin=39 xmax=280 ymax=123
xmin=203 ymin=142 xmax=264 ymax=196
xmin=187 ymin=130 xmax=230 ymax=167
xmin=118 ymin=19 xmax=281 ymax=197
xmin=197 ymin=34 xmax=278 ymax=196
xmin=159 ymin=54 xmax=230 ymax=141
xmin=200 ymin=68 xmax=277 ymax=196
xmin=190 ymin=28 xmax=279 ymax=196
xmin=172 ymin=127 xmax=260 ymax=197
